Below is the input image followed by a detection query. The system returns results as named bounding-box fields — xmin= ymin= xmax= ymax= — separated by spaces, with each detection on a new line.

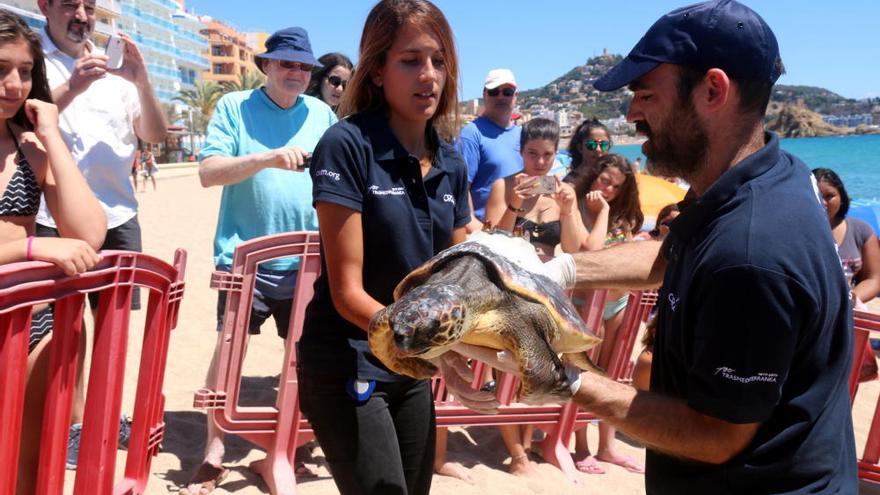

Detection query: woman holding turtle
xmin=298 ymin=1 xmax=496 ymax=492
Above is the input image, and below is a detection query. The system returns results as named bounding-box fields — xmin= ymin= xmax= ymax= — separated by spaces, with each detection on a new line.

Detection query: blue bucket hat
xmin=255 ymin=27 xmax=320 ymax=73
xmin=594 ymin=0 xmax=782 ymax=91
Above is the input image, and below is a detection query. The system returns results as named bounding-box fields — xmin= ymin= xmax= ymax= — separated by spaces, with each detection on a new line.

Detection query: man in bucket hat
xmin=182 ymin=26 xmax=337 ymax=495
xmin=474 ymin=1 xmax=856 ymax=493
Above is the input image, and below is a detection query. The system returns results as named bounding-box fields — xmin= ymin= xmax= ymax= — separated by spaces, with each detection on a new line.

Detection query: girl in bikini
xmin=0 ymin=9 xmax=105 ymax=494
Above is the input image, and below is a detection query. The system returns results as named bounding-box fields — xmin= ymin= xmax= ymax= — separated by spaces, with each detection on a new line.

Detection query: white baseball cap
xmin=484 ymin=68 xmax=517 ymax=90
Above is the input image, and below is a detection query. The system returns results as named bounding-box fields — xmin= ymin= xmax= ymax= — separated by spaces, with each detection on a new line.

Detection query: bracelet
xmin=26 ymin=235 xmax=34 ymax=261
xmin=507 ymin=203 xmax=525 ymax=213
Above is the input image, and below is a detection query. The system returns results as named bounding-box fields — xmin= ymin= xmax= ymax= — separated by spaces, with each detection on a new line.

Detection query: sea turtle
xmin=368 ymin=231 xmax=602 ymax=403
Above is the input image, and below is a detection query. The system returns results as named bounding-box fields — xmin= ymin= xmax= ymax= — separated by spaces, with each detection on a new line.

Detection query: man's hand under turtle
xmin=450 ymin=343 xmax=520 ymax=374
xmin=453 ymin=343 xmax=587 ymax=402
xmin=431 ymin=351 xmax=500 ymax=414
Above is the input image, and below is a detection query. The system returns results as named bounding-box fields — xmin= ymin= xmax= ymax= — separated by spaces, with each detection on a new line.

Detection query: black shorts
xmin=36 ymin=215 xmax=143 ymax=310
xmin=216 ymin=287 xmax=292 ymax=339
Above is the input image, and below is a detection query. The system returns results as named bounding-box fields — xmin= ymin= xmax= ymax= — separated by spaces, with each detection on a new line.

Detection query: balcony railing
xmin=95 ymin=19 xmax=115 ymax=36
xmin=96 ymin=0 xmax=121 ymax=16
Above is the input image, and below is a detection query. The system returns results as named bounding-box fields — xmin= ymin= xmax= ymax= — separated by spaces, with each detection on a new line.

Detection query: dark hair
xmin=339 ymin=0 xmax=460 ymax=142
xmin=677 ymin=62 xmax=785 ymax=119
xmin=648 ymin=202 xmax=680 ymax=238
xmin=0 ymin=9 xmax=52 ymax=130
xmin=812 ymin=167 xmax=850 ymax=220
xmin=565 ymin=153 xmax=643 ymax=233
xmin=305 ymin=52 xmax=354 ymax=102
xmin=520 ymin=117 xmax=559 ymax=150
xmin=567 ymin=118 xmax=611 ymax=171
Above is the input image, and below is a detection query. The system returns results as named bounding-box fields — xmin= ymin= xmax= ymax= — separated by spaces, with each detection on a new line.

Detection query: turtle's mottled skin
xmin=369 ymin=235 xmax=602 ymax=404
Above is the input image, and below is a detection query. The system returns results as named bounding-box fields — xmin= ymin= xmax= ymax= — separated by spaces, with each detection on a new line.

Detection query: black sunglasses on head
xmin=486 ymin=87 xmax=515 ymax=97
xmin=327 ymin=75 xmax=348 ymax=89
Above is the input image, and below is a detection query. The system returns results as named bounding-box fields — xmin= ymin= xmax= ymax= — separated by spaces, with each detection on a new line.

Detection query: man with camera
xmin=35 ymin=0 xmax=167 ymax=469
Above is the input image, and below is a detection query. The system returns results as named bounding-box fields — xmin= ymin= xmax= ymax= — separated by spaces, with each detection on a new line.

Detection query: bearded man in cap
xmin=472 ymin=1 xmax=856 ymax=492
xmin=182 ymin=26 xmax=337 ymax=495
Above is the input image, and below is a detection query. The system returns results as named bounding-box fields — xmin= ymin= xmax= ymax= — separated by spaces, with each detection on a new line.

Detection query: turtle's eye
xmin=450 ymin=306 xmax=462 ymax=320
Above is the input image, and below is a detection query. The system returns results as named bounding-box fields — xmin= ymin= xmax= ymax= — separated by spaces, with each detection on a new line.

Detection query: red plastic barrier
xmin=0 ymin=249 xmax=186 ymax=495
xmin=852 ymin=309 xmax=880 ymax=484
xmin=193 ymin=232 xmax=321 ymax=495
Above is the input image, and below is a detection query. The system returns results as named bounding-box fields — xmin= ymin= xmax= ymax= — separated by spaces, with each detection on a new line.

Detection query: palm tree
xmin=161 ymin=102 xmax=180 ymax=126
xmin=173 ymin=80 xmax=223 ymax=133
xmin=221 ymin=71 xmax=266 ymax=93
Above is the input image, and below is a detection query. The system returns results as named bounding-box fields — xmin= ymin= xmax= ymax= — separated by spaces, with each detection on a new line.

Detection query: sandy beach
xmin=90 ymin=170 xmax=878 ymax=494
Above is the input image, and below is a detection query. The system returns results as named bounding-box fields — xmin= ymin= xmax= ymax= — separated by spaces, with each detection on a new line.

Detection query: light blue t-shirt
xmin=456 ymin=116 xmax=522 ymax=220
xmin=200 ymin=89 xmax=337 ymax=278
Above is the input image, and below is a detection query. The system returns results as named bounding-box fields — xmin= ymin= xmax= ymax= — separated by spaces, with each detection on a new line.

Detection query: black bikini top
xmin=516 ymin=217 xmax=562 ymax=249
xmin=0 ymin=122 xmax=40 ymax=217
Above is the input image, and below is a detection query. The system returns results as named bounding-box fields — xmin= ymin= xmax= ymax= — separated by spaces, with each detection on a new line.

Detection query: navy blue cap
xmin=594 ymin=0 xmax=782 ymax=91
xmin=255 ymin=27 xmax=320 ymax=72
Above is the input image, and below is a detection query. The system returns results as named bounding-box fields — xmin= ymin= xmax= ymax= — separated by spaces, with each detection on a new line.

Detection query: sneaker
xmin=65 ymin=416 xmax=133 ymax=470
xmin=118 ymin=415 xmax=132 ymax=450
xmin=66 ymin=423 xmax=82 ymax=470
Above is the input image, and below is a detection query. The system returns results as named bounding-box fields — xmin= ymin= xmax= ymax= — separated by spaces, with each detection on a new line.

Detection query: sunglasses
xmin=327 ymin=75 xmax=348 ymax=89
xmin=584 ymin=139 xmax=611 ymax=152
xmin=277 ymin=60 xmax=314 ymax=72
xmin=486 ymin=87 xmax=515 ymax=97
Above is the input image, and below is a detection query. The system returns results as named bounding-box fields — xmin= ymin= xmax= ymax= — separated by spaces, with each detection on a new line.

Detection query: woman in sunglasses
xmin=305 ymin=52 xmax=353 ymax=110
xmin=565 ymin=117 xmax=612 ymax=176
xmin=564 ymin=153 xmax=645 ymax=475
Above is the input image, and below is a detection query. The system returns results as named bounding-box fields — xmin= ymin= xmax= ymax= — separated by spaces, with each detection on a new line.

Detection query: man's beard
xmin=641 ymin=98 xmax=708 ymax=182
xmin=65 ymin=20 xmax=91 ymax=43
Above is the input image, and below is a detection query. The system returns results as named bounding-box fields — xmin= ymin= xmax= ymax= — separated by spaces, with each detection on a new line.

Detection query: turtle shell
xmin=394 ymin=233 xmax=598 ymax=351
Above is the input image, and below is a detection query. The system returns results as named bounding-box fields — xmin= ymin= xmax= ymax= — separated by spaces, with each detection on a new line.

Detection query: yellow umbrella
xmin=636 ymin=174 xmax=687 ymax=221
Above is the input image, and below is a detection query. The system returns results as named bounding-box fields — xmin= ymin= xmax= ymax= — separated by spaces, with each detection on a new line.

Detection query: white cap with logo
xmin=484 ymin=68 xmax=517 ymax=90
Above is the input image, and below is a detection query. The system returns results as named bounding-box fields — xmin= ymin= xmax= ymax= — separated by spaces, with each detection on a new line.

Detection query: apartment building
xmin=116 ymin=0 xmax=208 ymax=101
xmin=0 ymin=0 xmax=209 ymax=102
xmin=200 ymin=17 xmax=260 ymax=84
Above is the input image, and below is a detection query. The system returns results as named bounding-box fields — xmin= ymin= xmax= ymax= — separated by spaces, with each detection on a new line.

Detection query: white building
xmin=0 ymin=0 xmax=209 ymax=102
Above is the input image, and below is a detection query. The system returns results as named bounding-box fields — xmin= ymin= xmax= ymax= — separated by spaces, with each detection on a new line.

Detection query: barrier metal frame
xmin=0 ymin=250 xmax=186 ymax=495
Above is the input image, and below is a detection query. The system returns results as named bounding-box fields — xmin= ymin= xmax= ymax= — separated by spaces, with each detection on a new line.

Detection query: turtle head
xmin=389 ymin=284 xmax=469 ymax=358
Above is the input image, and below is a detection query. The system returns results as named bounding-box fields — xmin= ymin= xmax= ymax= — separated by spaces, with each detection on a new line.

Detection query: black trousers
xmin=298 ymin=370 xmax=435 ymax=495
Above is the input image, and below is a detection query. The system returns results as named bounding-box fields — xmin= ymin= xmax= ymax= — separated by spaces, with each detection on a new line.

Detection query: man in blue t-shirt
xmin=484 ymin=2 xmax=856 ymax=493
xmin=183 ymin=27 xmax=337 ymax=495
xmin=457 ymin=68 xmax=523 ymax=230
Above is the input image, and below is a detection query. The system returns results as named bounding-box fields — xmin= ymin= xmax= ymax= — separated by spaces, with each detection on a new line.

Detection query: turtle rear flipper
xmin=495 ymin=300 xmax=574 ymax=404
xmin=563 ymin=351 xmax=604 ymax=375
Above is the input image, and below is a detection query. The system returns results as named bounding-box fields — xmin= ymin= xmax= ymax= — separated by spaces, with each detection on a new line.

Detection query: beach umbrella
xmin=849 ymin=205 xmax=880 ymax=236
xmin=636 ymin=174 xmax=687 ymax=225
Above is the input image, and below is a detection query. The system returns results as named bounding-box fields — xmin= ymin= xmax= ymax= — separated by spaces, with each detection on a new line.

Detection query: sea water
xmin=616 ymin=134 xmax=880 ymax=205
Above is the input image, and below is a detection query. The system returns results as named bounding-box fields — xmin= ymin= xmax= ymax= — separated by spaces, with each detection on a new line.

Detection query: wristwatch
xmin=507 ymin=203 xmax=525 ymax=213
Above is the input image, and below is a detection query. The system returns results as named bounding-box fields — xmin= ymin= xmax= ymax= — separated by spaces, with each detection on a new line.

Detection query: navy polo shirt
xmin=298 ymin=110 xmax=471 ymax=382
xmin=648 ymin=132 xmax=856 ymax=494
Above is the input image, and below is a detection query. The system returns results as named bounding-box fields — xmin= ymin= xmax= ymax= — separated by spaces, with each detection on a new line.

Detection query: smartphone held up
xmin=533 ymin=175 xmax=557 ymax=195
xmin=105 ymin=35 xmax=125 ymax=70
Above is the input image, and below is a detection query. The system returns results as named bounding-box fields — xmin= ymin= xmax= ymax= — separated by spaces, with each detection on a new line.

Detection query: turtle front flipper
xmin=368 ymin=307 xmax=438 ymax=379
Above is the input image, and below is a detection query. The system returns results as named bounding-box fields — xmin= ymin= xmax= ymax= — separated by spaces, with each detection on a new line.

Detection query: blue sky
xmin=186 ymin=0 xmax=880 ymax=101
